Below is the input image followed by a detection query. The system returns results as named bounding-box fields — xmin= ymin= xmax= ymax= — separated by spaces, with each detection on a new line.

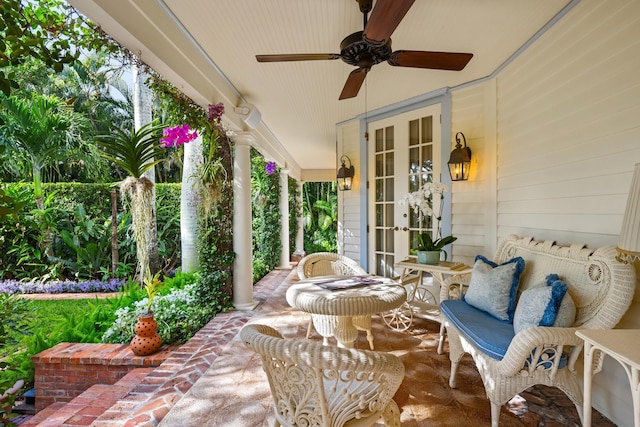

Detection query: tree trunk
xmin=111 ymin=189 xmax=118 ymax=276
xmin=133 ymin=63 xmax=160 ymax=275
xmin=180 ymin=134 xmax=203 ymax=272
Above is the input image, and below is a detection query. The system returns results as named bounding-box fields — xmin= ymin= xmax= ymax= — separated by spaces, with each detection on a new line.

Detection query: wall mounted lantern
xmin=448 ymin=132 xmax=472 ymax=181
xmin=337 ymin=155 xmax=355 ymax=191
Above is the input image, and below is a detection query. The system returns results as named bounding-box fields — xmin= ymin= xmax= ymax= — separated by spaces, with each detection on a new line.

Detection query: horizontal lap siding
xmin=451 ymin=84 xmax=496 ymax=265
xmin=337 ymin=121 xmax=363 ymax=264
xmin=496 ymin=0 xmax=640 ymax=248
xmin=493 ymin=1 xmax=640 ymax=425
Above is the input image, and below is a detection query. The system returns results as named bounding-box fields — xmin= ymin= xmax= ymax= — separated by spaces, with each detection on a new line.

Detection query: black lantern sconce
xmin=337 ymin=155 xmax=355 ymax=191
xmin=448 ymin=132 xmax=472 ymax=181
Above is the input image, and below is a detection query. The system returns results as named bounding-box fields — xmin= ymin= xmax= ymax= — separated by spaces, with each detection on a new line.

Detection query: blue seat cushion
xmin=441 ymin=299 xmax=514 ymax=360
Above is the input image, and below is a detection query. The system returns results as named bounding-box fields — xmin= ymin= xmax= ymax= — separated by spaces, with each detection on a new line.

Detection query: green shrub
xmin=102 ymin=270 xmax=229 ymax=345
xmin=0 ymin=182 xmax=181 ymax=281
xmin=251 ymin=151 xmax=281 ymax=282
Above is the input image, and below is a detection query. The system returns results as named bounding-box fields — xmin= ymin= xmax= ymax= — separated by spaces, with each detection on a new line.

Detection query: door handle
xmin=402 ymin=227 xmax=408 ymax=231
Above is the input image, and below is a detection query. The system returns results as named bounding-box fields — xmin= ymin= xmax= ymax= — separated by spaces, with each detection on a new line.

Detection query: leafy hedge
xmin=251 ymin=150 xmax=281 ymax=282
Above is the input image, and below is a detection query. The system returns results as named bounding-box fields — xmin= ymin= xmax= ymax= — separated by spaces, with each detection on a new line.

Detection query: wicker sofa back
xmin=493 ymin=235 xmax=635 ymax=329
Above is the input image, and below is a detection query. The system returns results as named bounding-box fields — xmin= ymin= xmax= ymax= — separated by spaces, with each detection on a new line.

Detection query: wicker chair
xmin=240 ymin=323 xmax=404 ymax=427
xmin=297 ymin=252 xmax=375 ymax=349
xmin=441 ymin=235 xmax=636 ymax=427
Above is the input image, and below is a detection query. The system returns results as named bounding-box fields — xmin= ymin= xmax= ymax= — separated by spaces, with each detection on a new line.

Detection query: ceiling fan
xmin=256 ymin=0 xmax=473 ymax=100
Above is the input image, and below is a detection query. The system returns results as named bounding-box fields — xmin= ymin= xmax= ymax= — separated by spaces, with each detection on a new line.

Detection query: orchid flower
xmin=160 ymin=124 xmax=198 ymax=148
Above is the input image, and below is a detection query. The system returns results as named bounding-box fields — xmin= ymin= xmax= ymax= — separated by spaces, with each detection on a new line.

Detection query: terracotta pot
xmin=130 ymin=314 xmax=162 ymax=356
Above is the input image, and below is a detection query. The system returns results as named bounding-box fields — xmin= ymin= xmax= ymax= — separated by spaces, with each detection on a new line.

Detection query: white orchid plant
xmin=398 ymin=181 xmax=457 ymax=254
xmin=398 ymin=181 xmax=448 ymax=218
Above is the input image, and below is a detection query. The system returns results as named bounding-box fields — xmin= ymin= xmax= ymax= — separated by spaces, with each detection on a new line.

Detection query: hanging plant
xmin=97 ymin=120 xmax=165 ymax=278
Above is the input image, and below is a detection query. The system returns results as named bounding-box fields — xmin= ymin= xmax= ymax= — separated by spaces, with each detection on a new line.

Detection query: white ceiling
xmin=69 ymin=0 xmax=573 ymax=177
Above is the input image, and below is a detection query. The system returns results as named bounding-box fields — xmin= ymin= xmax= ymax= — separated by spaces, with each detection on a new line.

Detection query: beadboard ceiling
xmin=69 ymin=0 xmax=573 ymax=177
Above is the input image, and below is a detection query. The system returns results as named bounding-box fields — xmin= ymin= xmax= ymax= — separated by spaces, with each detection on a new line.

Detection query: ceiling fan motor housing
xmin=340 ymin=31 xmax=391 ymax=68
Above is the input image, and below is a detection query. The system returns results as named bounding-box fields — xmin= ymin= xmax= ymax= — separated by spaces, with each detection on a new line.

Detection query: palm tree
xmin=59 ymin=54 xmax=134 ymax=133
xmin=96 ymin=120 xmax=165 ymax=278
xmin=0 ymin=93 xmax=90 ymax=209
xmin=132 ymin=63 xmax=161 ymax=277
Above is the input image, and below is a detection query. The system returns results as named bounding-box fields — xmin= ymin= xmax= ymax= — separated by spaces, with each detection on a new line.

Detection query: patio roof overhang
xmin=67 ymin=0 xmax=575 ymax=181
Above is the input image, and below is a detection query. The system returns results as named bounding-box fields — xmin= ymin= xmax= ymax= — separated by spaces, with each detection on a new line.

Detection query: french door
xmin=367 ymin=104 xmax=442 ymax=277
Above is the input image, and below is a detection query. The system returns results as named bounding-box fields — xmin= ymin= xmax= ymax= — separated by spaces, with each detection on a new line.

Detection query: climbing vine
xmin=251 ymin=150 xmax=281 ymax=282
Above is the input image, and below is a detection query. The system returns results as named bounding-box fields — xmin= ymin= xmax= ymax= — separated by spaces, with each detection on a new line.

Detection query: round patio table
xmin=286 ymin=276 xmax=406 ymax=348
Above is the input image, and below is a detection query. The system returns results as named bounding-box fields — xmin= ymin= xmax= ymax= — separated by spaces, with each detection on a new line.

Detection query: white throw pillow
xmin=513 ymin=274 xmax=576 ymax=334
xmin=463 ymin=255 xmax=525 ymax=322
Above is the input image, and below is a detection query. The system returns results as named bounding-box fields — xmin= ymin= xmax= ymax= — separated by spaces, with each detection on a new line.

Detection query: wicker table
xmin=286 ymin=276 xmax=406 ymax=348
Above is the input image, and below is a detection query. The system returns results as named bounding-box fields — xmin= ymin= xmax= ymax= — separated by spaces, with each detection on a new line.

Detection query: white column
xmin=232 ymin=133 xmax=258 ymax=310
xmin=278 ymin=169 xmax=290 ymax=269
xmin=295 ymin=181 xmax=305 ymax=257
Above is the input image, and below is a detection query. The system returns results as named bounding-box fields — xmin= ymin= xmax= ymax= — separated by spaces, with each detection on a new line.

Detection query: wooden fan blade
xmin=339 ymin=68 xmax=368 ymax=100
xmin=256 ymin=54 xmax=341 ymax=62
xmin=388 ymin=51 xmax=473 ymax=71
xmin=363 ymin=0 xmax=415 ymax=46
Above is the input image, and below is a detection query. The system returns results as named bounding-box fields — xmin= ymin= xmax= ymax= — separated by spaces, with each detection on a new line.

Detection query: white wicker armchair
xmin=441 ymin=235 xmax=636 ymax=426
xmin=297 ymin=252 xmax=375 ymax=349
xmin=240 ymin=324 xmax=404 ymax=427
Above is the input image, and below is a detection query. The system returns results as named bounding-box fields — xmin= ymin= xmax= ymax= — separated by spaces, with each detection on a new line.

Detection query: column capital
xmin=231 ymin=132 xmax=256 ymax=146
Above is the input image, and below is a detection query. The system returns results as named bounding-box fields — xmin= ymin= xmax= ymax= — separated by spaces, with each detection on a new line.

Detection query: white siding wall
xmin=451 ymin=81 xmax=498 ymax=265
xmin=337 ymin=121 xmax=363 ymax=264
xmin=451 ymin=0 xmax=640 ymax=425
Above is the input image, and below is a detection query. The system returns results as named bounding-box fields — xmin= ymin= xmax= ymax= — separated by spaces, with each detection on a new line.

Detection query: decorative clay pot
xmin=130 ymin=314 xmax=162 ymax=356
xmin=416 ymin=250 xmax=441 ymax=265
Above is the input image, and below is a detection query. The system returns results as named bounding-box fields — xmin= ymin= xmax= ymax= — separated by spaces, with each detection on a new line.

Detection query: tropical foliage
xmin=303 ymin=182 xmax=338 ymax=253
xmin=0 ymin=0 xmax=122 ymax=97
xmin=0 ymin=182 xmax=181 ymax=281
xmin=0 ymin=94 xmax=91 ymax=208
xmin=251 ymin=151 xmax=281 ymax=282
xmin=96 ymin=121 xmax=167 ymax=278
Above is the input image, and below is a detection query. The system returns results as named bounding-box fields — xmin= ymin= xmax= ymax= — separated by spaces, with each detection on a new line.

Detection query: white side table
xmin=576 ymin=329 xmax=640 ymax=427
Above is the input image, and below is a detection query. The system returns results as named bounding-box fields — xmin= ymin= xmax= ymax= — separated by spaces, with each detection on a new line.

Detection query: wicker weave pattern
xmin=297 ymin=253 xmax=375 ymax=349
xmin=443 ymin=234 xmax=636 ymax=427
xmin=240 ymin=324 xmax=404 ymax=427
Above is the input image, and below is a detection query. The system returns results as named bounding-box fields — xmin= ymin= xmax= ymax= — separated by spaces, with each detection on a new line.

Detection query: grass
xmin=29 ymin=298 xmax=98 ymax=322
xmin=1 ymin=296 xmax=116 ymax=389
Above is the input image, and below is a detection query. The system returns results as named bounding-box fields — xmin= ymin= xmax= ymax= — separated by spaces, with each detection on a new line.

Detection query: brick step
xmin=19 ymin=368 xmax=154 ymax=427
xmin=33 ymin=342 xmax=173 ymax=412
xmin=18 ymin=402 xmax=66 ymax=427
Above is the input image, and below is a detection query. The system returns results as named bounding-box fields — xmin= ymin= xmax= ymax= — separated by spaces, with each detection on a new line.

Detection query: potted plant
xmin=130 ymin=269 xmax=163 ymax=356
xmin=399 ymin=181 xmax=458 ymax=264
xmin=415 ymin=233 xmax=457 ymax=265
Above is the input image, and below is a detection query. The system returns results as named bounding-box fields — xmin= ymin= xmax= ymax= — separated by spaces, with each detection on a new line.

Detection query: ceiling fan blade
xmin=339 ymin=68 xmax=368 ymax=100
xmin=363 ymin=0 xmax=415 ymax=46
xmin=388 ymin=51 xmax=473 ymax=71
xmin=256 ymin=54 xmax=341 ymax=62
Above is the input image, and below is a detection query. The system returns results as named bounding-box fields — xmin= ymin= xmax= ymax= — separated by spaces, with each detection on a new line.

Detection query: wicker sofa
xmin=440 ymin=235 xmax=636 ymax=427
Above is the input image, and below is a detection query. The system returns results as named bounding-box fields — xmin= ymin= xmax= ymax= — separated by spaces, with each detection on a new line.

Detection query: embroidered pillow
xmin=513 ymin=274 xmax=577 ymax=334
xmin=463 ymin=255 xmax=525 ymax=322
